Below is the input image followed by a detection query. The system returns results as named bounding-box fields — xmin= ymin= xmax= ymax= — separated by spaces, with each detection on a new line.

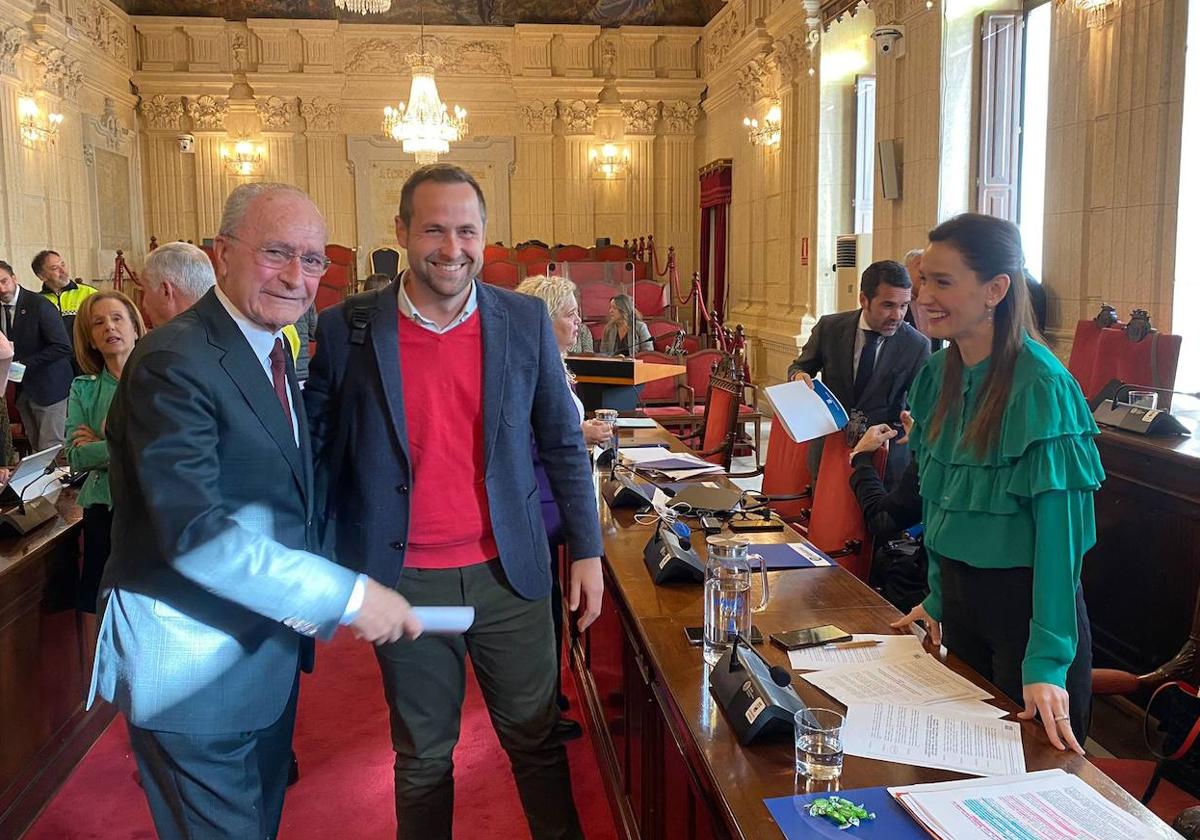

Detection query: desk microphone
xmin=15 ymin=464 xmax=56 ymax=516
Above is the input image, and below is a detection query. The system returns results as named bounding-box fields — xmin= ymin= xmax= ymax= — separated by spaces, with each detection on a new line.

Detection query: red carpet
xmin=23 ymin=631 xmax=617 ymax=840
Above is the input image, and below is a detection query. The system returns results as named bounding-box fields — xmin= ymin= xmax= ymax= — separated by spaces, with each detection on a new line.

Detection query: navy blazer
xmin=304 ymin=279 xmax=603 ymax=600
xmin=8 ymin=287 xmax=73 ymax=406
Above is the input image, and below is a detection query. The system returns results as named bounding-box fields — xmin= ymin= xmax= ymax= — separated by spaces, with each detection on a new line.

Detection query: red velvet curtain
xmin=699 ymin=163 xmax=732 ymax=333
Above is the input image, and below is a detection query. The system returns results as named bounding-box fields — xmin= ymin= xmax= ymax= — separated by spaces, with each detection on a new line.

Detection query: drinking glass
xmin=594 ymin=409 xmax=619 ymax=456
xmin=1126 ymin=390 xmax=1158 ymax=410
xmin=794 ymin=708 xmax=845 ymax=780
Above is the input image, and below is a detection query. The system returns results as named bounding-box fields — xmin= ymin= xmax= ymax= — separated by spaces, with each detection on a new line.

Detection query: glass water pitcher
xmin=703 ymin=535 xmax=770 ymax=666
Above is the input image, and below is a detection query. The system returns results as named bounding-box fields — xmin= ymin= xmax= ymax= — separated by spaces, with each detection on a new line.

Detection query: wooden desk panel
xmin=572 ymin=426 xmax=1177 ymax=840
xmin=0 ymin=493 xmax=112 ymax=840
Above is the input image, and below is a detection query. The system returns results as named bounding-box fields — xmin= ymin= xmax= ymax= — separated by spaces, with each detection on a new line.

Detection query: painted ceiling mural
xmin=112 ymin=0 xmax=724 ymax=26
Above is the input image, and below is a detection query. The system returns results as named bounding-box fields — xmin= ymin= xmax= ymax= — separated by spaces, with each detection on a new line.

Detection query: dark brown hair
xmin=397 ymin=164 xmax=487 ymax=228
xmin=925 ymin=214 xmax=1039 ymax=455
xmin=73 ymin=289 xmax=147 ymax=375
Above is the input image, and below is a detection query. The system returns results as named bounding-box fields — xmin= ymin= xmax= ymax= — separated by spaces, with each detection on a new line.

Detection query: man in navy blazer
xmin=305 ymin=165 xmax=603 ymax=840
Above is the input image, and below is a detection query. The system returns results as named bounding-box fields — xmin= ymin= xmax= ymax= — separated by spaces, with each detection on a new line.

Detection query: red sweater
xmin=397 ymin=312 xmax=497 ymax=569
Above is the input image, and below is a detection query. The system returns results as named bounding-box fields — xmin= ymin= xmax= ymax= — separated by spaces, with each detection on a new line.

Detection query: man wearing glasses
xmin=90 ymin=182 xmax=422 ymax=840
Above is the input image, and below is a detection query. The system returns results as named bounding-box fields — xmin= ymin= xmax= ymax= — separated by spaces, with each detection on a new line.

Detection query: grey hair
xmin=143 ymin=241 xmax=216 ymax=303
xmin=218 ymin=182 xmax=317 ymax=237
xmin=903 ymin=248 xmax=925 ymax=263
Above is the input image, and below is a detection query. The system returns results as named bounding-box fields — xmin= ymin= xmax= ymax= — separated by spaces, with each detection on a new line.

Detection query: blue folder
xmin=747 ymin=542 xmax=836 ymax=570
xmin=764 ymin=785 xmax=927 ymax=840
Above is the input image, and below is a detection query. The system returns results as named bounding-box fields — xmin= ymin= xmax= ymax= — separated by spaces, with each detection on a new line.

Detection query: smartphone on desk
xmin=685 ymin=626 xmax=763 ymax=645
xmin=769 ymin=625 xmax=851 ymax=651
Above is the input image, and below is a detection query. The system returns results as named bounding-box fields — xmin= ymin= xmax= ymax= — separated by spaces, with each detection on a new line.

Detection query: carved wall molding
xmin=140 ymin=94 xmax=184 ymax=130
xmin=300 ymin=96 xmax=341 ymax=131
xmin=0 ymin=23 xmax=25 ymax=77
xmin=256 ymin=95 xmax=296 ymax=129
xmin=706 ymin=5 xmax=745 ymax=69
xmin=773 ymin=30 xmax=815 ymax=81
xmin=35 ymin=45 xmax=84 ymax=100
xmin=622 ymin=99 xmax=659 ymax=134
xmin=455 ymin=40 xmax=511 ymax=76
xmin=661 ymin=99 xmax=699 ymax=134
xmin=82 ymin=143 xmax=95 ymax=167
xmin=186 ymin=94 xmax=228 ymax=130
xmin=93 ymin=97 xmax=133 ymax=150
xmin=557 ymin=99 xmax=597 ymax=134
xmin=344 ymin=35 xmax=510 ymax=76
xmin=344 ymin=36 xmax=410 ymax=74
xmin=519 ymin=99 xmax=557 ymax=133
xmin=71 ymin=0 xmax=130 ymax=66
xmin=736 ymin=52 xmax=775 ymax=105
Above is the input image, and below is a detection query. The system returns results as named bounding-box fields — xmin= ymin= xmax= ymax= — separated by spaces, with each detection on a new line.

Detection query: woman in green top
xmin=891 ymin=214 xmax=1103 ymax=753
xmin=67 ymin=289 xmax=146 ymax=612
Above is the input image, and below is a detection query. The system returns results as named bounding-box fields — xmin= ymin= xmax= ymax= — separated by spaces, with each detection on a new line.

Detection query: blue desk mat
xmin=745 ymin=542 xmax=836 ymax=569
xmin=764 ymin=785 xmax=926 ymax=840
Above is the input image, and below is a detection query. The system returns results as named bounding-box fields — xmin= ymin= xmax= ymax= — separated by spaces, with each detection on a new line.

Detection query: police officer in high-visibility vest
xmin=33 ymin=250 xmax=97 ymax=356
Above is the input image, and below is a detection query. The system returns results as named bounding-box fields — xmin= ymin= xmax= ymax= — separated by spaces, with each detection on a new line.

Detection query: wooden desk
xmin=570 ymin=426 xmax=1177 ymax=840
xmin=1085 ymin=420 xmax=1200 ymax=676
xmin=0 ymin=492 xmax=111 ymax=840
xmin=567 ymin=356 xmax=687 ymax=412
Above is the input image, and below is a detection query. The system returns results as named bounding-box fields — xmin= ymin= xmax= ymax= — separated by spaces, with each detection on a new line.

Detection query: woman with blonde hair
xmin=67 ymin=289 xmax=146 ymax=612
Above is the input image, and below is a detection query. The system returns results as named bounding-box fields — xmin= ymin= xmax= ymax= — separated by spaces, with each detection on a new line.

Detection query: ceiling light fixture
xmin=381 ymin=3 xmax=468 ymax=164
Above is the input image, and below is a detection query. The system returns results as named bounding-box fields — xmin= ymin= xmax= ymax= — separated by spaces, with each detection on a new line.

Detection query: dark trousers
xmin=78 ymin=504 xmax=112 ymax=613
xmin=375 ymin=559 xmax=582 ymax=840
xmin=126 ymin=671 xmax=300 ymax=840
xmin=940 ymin=558 xmax=1093 ymax=745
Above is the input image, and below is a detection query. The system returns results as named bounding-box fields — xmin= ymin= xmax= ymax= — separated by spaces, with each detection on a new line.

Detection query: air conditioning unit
xmin=834 ymin=233 xmax=872 ymax=311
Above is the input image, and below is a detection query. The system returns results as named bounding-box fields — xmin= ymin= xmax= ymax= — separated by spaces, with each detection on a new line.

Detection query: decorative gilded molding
xmin=736 ymin=52 xmax=774 ymax=105
xmin=519 ymin=99 xmax=557 ymax=133
xmin=300 ymin=96 xmax=341 ymax=131
xmin=622 ymin=99 xmax=659 ymax=134
xmin=140 ymin=94 xmax=184 ymax=130
xmin=557 ymin=99 xmax=597 ymax=134
xmin=661 ymin=100 xmax=699 ymax=134
xmin=256 ymin=95 xmax=295 ymax=129
xmin=35 ymin=45 xmax=84 ymax=100
xmin=706 ymin=5 xmax=745 ymax=68
xmin=0 ymin=24 xmax=25 ymax=77
xmin=186 ymin=94 xmax=227 ymax=130
xmin=71 ymin=0 xmax=130 ymax=66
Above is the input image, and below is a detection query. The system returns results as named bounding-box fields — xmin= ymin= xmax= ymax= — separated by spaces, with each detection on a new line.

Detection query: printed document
xmin=764 ymin=378 xmax=849 ymax=443
xmin=800 ymin=652 xmax=992 ymax=706
xmin=843 ymin=703 xmax=1026 ymax=776
xmin=787 ymin=634 xmax=923 ymax=670
xmin=889 ymin=769 xmax=1161 ymax=840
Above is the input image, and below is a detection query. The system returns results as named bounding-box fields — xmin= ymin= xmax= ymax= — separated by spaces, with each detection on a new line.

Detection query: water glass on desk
xmin=594 ymin=409 xmax=619 ymax=458
xmin=795 ymin=708 xmax=845 ymax=781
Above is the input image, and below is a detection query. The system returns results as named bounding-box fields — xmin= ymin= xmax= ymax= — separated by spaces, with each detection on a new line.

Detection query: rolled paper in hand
xmin=411 ymin=606 xmax=475 ymax=635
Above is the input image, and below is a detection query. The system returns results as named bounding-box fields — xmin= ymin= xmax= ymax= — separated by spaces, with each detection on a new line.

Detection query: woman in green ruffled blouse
xmin=67 ymin=289 xmax=146 ymax=612
xmin=890 ymin=214 xmax=1102 ymax=753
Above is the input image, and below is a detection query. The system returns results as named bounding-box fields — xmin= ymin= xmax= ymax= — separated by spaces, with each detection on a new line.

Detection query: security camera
xmin=871 ymin=26 xmax=906 ymax=59
xmin=177 ymin=134 xmax=195 ymax=153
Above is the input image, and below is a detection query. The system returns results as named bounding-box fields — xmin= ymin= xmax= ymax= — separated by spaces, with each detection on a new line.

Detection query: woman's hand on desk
xmin=1020 ymin=682 xmax=1084 ymax=754
xmin=581 ymin=419 xmax=614 ymax=447
xmin=890 ymin=603 xmax=942 ymax=648
xmin=570 ymin=556 xmax=604 ymax=632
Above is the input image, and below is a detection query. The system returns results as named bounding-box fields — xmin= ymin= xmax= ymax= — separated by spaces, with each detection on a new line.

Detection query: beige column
xmin=656 ymin=100 xmax=699 ymax=316
xmin=512 ymin=100 xmax=556 ymax=245
xmin=555 ymin=100 xmax=597 ymax=246
xmin=621 ymin=100 xmax=658 ymax=239
xmin=300 ymin=97 xmax=355 ymax=248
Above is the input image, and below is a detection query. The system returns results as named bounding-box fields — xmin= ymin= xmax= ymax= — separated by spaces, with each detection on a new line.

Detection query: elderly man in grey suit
xmin=88 ymin=183 xmax=422 ymax=840
xmin=788 ymin=260 xmax=930 ymax=484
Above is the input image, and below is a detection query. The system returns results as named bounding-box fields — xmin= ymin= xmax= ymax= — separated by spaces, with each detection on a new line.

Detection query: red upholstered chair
xmin=678 ymin=375 xmax=743 ymax=469
xmin=593 ymin=245 xmax=628 ymax=261
xmin=481 ymin=260 xmax=520 ymax=289
xmin=1092 ymin=327 xmax=1182 ymax=405
xmin=4 ymin=381 xmax=29 ymax=457
xmin=631 ymin=261 xmax=650 ymax=281
xmin=587 ymin=320 xmax=606 ymax=344
xmin=1067 ymin=319 xmax=1106 ymax=396
xmin=316 ymin=244 xmax=355 ymax=313
xmin=484 ymin=243 xmax=510 ymax=264
xmin=514 ymin=245 xmax=552 ymax=264
xmin=804 ymin=432 xmax=887 ymax=582
xmin=567 ymin=262 xmax=611 ymax=285
xmin=636 ymin=351 xmax=694 ymax=430
xmin=685 ymin=349 xmax=725 ymax=407
xmin=633 ymin=281 xmax=667 ymax=317
xmin=524 ymin=260 xmax=553 ymax=277
xmin=744 ymin=422 xmax=813 ymax=523
xmin=646 ymin=317 xmax=684 ymax=352
xmin=579 ymin=281 xmax=620 ymax=320
xmin=554 ymin=245 xmax=589 ymax=261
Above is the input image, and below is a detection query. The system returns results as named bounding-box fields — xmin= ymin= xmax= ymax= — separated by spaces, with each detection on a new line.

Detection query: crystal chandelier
xmin=334 ymin=0 xmax=391 ymax=14
xmin=381 ymin=12 xmax=467 ymax=164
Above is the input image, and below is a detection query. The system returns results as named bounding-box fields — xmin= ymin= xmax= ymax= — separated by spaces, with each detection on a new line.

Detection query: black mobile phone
xmin=769 ymin=625 xmax=852 ymax=651
xmin=684 ymin=626 xmax=763 ymax=646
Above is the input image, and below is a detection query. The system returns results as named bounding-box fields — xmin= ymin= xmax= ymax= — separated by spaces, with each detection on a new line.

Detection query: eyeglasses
xmin=223 ymin=233 xmax=331 ymax=277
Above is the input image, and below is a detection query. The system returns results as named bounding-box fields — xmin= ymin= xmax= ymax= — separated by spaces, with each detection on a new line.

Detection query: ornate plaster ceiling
xmin=112 ymin=0 xmax=724 ymax=27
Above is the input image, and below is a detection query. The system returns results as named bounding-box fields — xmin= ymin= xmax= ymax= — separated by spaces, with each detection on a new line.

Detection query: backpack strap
xmin=343 ymin=288 xmax=383 ymax=346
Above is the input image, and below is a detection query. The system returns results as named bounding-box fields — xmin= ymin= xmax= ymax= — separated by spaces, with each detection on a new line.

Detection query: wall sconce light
xmin=19 ymin=95 xmax=63 ymax=148
xmin=590 ymin=143 xmax=629 ymax=179
xmin=743 ymin=103 xmax=782 ymax=147
xmin=1059 ymin=0 xmax=1117 ymax=26
xmin=221 ymin=139 xmax=265 ymax=176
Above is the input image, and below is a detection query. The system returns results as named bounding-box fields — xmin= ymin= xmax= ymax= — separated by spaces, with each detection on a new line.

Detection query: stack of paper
xmin=620 ymin=446 xmax=724 ymax=478
xmin=787 ymin=634 xmax=923 ymax=670
xmin=843 ymin=704 xmax=1024 ymax=776
xmin=890 ymin=769 xmax=1157 ymax=839
xmin=613 ymin=417 xmax=658 ymax=429
xmin=800 ymin=651 xmax=992 ymax=707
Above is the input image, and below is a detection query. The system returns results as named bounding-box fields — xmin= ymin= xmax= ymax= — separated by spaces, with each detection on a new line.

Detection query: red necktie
xmin=269 ymin=338 xmax=291 ymax=421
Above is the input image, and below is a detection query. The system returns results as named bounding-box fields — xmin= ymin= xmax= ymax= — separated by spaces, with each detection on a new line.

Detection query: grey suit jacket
xmin=88 ymin=290 xmax=358 ymax=734
xmin=787 ymin=308 xmax=930 ymax=427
